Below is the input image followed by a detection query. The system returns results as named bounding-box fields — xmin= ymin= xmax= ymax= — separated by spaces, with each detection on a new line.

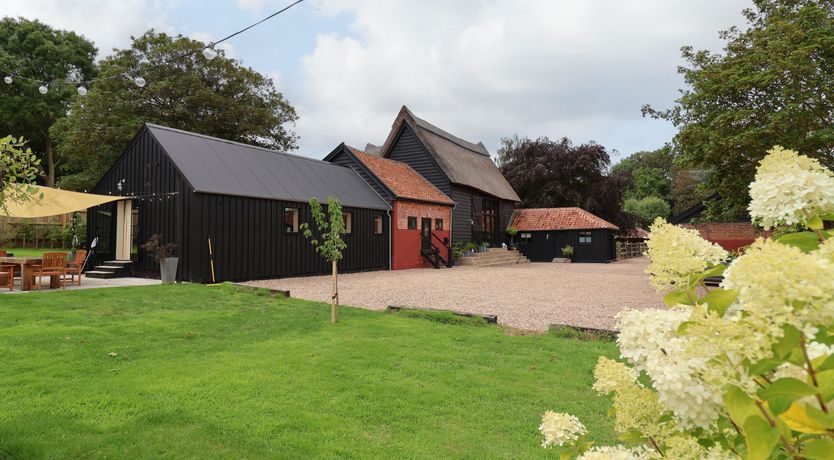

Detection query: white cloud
xmin=292 ymin=0 xmax=752 ymax=158
xmin=0 ymin=0 xmax=172 ymax=56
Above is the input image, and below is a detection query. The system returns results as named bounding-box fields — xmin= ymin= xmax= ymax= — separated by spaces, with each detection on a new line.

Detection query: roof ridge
xmin=405 ymin=111 xmax=490 ymax=157
xmin=349 ymin=145 xmax=454 ymax=205
xmin=145 ymin=123 xmax=332 ymax=167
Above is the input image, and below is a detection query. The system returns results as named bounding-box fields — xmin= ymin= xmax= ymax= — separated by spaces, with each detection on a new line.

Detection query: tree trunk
xmin=45 ymin=137 xmax=55 ymax=187
xmin=331 ymin=259 xmax=339 ymax=323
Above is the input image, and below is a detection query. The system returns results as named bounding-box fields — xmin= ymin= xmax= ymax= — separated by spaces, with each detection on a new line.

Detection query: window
xmin=579 ymin=231 xmax=592 ymax=245
xmin=435 ymin=218 xmax=443 ymax=230
xmin=520 ymin=232 xmax=532 ymax=243
xmin=374 ymin=215 xmax=384 ymax=235
xmin=284 ymin=207 xmax=299 ymax=233
xmin=342 ymin=212 xmax=353 ymax=234
xmin=407 ymin=216 xmax=417 ymax=230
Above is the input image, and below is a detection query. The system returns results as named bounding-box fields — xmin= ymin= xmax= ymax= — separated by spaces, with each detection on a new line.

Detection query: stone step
xmin=460 ymin=254 xmax=530 ymax=266
xmin=85 ymin=270 xmax=121 ymax=279
xmin=465 ymin=250 xmax=522 ymax=258
xmin=103 ymin=260 xmax=133 ymax=267
xmin=463 ymin=258 xmax=531 ymax=268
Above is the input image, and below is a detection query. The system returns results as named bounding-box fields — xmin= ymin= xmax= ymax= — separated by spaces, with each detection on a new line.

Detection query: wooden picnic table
xmin=0 ymin=256 xmax=61 ymax=291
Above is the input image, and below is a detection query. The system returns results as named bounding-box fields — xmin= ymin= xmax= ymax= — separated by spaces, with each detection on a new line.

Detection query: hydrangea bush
xmin=540 ymin=147 xmax=834 ymax=459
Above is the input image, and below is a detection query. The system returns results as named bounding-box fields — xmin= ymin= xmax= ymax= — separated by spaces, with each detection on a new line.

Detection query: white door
xmin=115 ymin=200 xmax=132 ymax=261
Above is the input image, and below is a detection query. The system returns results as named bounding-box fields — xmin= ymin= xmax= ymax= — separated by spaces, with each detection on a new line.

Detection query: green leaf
xmin=747 ymin=358 xmax=780 ymax=376
xmin=687 ymin=264 xmax=725 ymax=288
xmin=772 ymin=325 xmax=802 ymax=360
xmin=776 ymin=231 xmax=821 ymax=252
xmin=817 ymin=353 xmax=834 ymax=372
xmin=806 ymin=214 xmax=824 ymax=231
xmin=663 ymin=289 xmax=692 ymax=307
xmin=819 ymin=212 xmax=834 ymax=222
xmin=758 ymin=378 xmax=817 ymax=415
xmin=723 ymin=385 xmax=759 ymax=426
xmin=700 ymin=288 xmax=738 ymax=316
xmin=803 ymin=439 xmax=834 ymax=460
xmin=817 ymin=369 xmax=834 ymax=401
xmin=743 ymin=416 xmax=780 ymax=460
xmin=616 ymin=429 xmax=645 ymax=445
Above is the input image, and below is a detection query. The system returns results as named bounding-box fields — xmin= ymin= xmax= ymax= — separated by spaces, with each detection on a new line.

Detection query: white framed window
xmin=342 ymin=212 xmax=353 ymax=234
xmin=520 ymin=232 xmax=532 ymax=243
xmin=579 ymin=231 xmax=592 ymax=245
xmin=284 ymin=207 xmax=299 ymax=233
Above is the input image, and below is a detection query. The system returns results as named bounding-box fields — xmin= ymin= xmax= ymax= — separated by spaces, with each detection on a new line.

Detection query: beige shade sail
xmin=1 ymin=185 xmax=126 ymax=218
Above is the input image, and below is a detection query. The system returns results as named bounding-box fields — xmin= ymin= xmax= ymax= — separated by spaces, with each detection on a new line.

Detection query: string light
xmin=202 ymin=43 xmax=218 ymax=60
xmin=0 ymin=0 xmax=305 ymax=99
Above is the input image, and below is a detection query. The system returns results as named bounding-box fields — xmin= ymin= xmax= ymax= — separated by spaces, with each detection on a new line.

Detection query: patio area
xmin=245 ymin=257 xmax=665 ymax=331
xmin=0 ymin=275 xmax=158 ymax=294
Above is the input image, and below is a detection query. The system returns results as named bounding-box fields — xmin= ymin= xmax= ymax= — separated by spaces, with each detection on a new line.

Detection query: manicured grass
xmin=0 ymin=247 xmax=69 ymax=257
xmin=0 ymin=284 xmax=616 ymax=458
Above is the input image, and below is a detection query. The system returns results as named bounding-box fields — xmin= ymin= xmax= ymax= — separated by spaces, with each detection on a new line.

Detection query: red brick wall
xmin=679 ymin=222 xmax=768 ymax=251
xmin=392 ymin=200 xmax=452 ymax=269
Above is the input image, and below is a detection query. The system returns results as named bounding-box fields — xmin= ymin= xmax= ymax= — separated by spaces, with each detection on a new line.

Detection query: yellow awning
xmin=1 ymin=185 xmax=126 ymax=218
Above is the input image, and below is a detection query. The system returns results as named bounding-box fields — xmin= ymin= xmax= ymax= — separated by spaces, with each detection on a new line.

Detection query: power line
xmin=0 ymin=0 xmax=306 ymax=94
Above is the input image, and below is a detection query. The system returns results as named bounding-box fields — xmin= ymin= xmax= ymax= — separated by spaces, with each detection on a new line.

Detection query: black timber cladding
xmin=386 ymin=124 xmax=452 ymax=196
xmin=89 ymin=124 xmax=390 ymax=283
xmin=517 ymin=229 xmax=616 ymax=263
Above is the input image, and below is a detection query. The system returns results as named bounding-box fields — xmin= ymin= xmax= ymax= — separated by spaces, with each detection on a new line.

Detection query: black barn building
xmin=88 ymin=124 xmax=390 ymax=283
xmin=511 ymin=208 xmax=619 ymax=263
xmin=376 ymin=106 xmax=520 ymax=246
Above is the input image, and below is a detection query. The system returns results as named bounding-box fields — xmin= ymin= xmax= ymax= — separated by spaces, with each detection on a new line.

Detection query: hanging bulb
xmin=3 ymin=76 xmax=11 ymax=84
xmin=134 ymin=76 xmax=146 ymax=88
xmin=202 ymin=43 xmax=218 ymax=60
xmin=66 ymin=109 xmax=72 ymax=116
xmin=77 ymin=86 xmax=88 ymax=96
xmin=38 ymin=84 xmax=48 ymax=94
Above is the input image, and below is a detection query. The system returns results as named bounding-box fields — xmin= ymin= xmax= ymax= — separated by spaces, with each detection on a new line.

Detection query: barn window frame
xmin=578 ymin=231 xmax=592 ymax=245
xmin=284 ymin=207 xmax=300 ymax=233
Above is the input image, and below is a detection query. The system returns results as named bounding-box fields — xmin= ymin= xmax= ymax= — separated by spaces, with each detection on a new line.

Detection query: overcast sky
xmin=1 ymin=0 xmax=752 ymax=161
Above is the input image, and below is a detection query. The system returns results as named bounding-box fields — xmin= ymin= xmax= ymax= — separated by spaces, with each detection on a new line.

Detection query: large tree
xmin=0 ymin=17 xmax=97 ymax=187
xmin=611 ymin=146 xmax=674 ymax=202
xmin=52 ymin=30 xmax=299 ymax=190
xmin=643 ymin=0 xmax=834 ymax=219
xmin=498 ymin=136 xmax=634 ymax=229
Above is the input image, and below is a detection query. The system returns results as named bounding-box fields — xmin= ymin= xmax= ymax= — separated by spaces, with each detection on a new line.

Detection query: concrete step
xmin=460 ymin=251 xmax=530 ymax=266
xmin=85 ymin=270 xmax=121 ymax=279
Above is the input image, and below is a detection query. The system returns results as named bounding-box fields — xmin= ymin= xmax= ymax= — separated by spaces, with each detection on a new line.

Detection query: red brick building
xmin=670 ymin=193 xmax=767 ymax=251
xmin=325 ymin=144 xmax=455 ymax=269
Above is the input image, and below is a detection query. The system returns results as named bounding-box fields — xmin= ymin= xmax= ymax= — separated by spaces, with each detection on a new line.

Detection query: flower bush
xmin=540 ymin=147 xmax=834 ymax=459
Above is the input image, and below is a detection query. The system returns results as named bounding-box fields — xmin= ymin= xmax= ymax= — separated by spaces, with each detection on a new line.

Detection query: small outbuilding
xmin=511 ymin=208 xmax=619 ymax=263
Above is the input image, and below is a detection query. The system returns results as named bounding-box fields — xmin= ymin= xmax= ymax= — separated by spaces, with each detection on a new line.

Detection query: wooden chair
xmin=32 ymin=252 xmax=68 ymax=290
xmin=0 ymin=250 xmax=16 ymax=280
xmin=0 ymin=265 xmax=12 ymax=291
xmin=65 ymin=249 xmax=87 ymax=286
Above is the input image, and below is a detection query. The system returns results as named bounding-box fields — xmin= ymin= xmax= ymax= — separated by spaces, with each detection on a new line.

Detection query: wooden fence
xmin=616 ymin=241 xmax=647 ymax=260
xmin=0 ymin=211 xmax=86 ymax=248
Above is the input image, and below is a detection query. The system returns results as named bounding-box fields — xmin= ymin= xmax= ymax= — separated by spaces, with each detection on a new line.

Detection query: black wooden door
xmin=481 ymin=198 xmax=498 ymax=246
xmin=421 ymin=218 xmax=432 ymax=251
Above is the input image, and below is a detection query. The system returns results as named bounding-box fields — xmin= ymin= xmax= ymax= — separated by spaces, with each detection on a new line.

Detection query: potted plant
xmin=479 ymin=240 xmax=489 ymax=253
xmin=141 ymin=234 xmax=178 ymax=284
xmin=561 ymin=244 xmax=574 ymax=262
xmin=451 ymin=242 xmax=464 ymax=265
xmin=464 ymin=241 xmax=476 ymax=256
xmin=506 ymin=226 xmax=518 ymax=249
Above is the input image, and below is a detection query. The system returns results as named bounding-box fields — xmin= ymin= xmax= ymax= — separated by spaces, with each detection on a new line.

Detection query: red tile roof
xmin=511 ymin=208 xmax=619 ymax=231
xmin=349 ymin=147 xmax=455 ymax=206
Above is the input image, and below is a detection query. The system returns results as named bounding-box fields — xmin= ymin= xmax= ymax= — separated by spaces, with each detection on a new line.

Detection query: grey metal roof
xmin=146 ymin=124 xmax=390 ymax=210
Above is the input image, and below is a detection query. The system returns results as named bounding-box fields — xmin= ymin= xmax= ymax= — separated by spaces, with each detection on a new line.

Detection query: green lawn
xmin=0 ymin=284 xmax=616 ymax=458
xmin=0 ymin=247 xmax=70 ymax=257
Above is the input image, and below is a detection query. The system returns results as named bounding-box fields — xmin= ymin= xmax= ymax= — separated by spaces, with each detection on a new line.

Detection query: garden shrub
xmin=540 ymin=146 xmax=834 ymax=459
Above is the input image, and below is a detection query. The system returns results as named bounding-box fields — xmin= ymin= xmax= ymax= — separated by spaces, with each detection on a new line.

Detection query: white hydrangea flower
xmin=577 ymin=445 xmax=658 ymax=460
xmin=593 ymin=356 xmax=640 ymax=395
xmin=748 ymin=145 xmax=834 ymax=229
xmin=539 ymin=411 xmax=586 ymax=448
xmin=644 ymin=218 xmax=728 ymax=291
xmin=617 ymin=307 xmax=724 ymax=428
xmin=723 ymin=239 xmax=834 ymax=338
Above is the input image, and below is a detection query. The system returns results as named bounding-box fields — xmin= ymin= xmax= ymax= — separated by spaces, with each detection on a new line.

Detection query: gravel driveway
xmin=245 ymin=257 xmax=665 ymax=331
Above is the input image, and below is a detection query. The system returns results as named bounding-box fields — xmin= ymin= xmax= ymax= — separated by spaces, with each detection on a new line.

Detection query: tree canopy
xmin=52 ymin=30 xmax=298 ymax=190
xmin=498 ymin=136 xmax=634 ymax=229
xmin=643 ymin=0 xmax=834 ymax=219
xmin=0 ymin=135 xmax=41 ymax=209
xmin=0 ymin=17 xmax=97 ymax=186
